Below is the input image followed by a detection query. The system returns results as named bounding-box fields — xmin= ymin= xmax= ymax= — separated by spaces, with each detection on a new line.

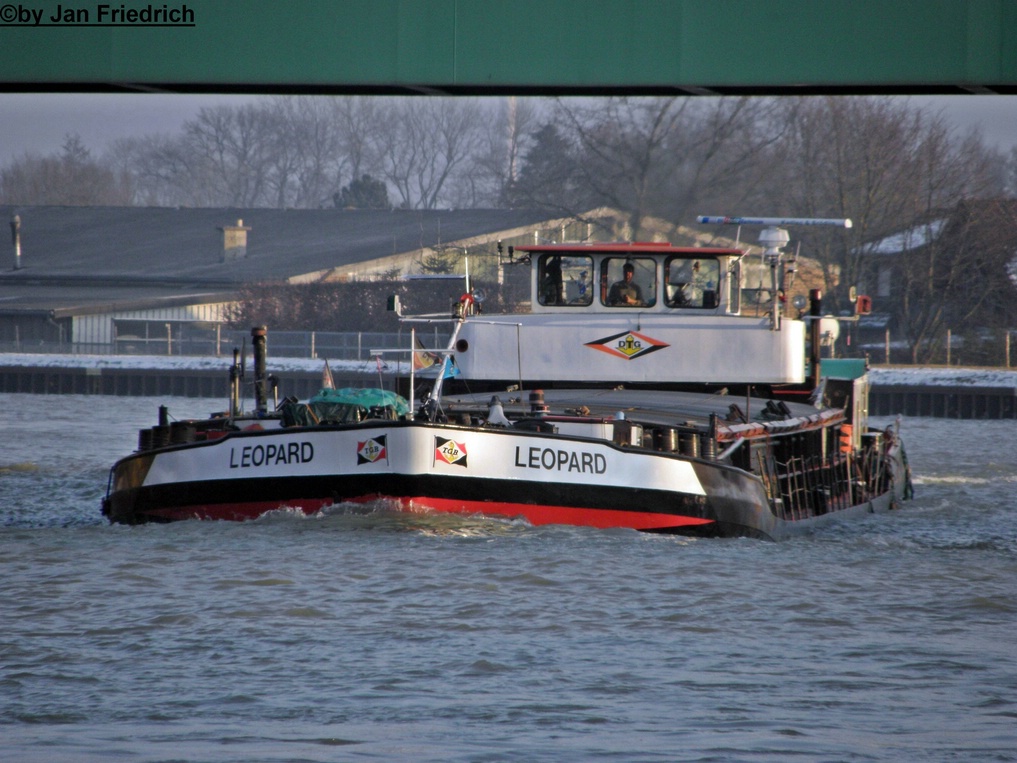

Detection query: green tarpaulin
xmin=283 ymin=387 xmax=410 ymax=426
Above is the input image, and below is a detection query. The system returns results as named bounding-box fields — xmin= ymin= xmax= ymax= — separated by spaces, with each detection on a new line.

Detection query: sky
xmin=0 ymin=93 xmax=262 ymax=163
xmin=0 ymin=92 xmax=1015 ymax=165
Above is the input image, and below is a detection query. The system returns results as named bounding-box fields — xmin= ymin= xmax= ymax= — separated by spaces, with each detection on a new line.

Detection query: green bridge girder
xmin=1 ymin=0 xmax=1016 ymax=95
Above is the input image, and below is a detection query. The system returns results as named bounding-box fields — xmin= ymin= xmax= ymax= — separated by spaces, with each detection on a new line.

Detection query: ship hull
xmin=103 ymin=420 xmax=906 ymax=540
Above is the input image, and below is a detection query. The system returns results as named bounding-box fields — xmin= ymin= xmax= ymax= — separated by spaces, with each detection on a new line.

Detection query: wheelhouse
xmin=525 ymin=244 xmax=745 ymax=315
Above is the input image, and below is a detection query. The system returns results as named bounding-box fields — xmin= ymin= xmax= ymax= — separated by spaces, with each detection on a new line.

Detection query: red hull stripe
xmin=383 ymin=496 xmax=713 ymax=530
xmin=146 ymin=496 xmax=714 ymax=531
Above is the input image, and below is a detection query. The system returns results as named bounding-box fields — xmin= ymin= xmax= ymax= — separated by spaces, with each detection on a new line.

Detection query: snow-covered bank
xmin=1 ymin=353 xmax=1015 ymax=388
xmin=0 ymin=352 xmax=401 ymax=375
xmin=868 ymin=366 xmax=1017 ymax=388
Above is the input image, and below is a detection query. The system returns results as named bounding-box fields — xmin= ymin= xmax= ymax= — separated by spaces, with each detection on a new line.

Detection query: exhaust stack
xmin=10 ymin=215 xmax=22 ymax=270
xmin=252 ymin=326 xmax=268 ymax=415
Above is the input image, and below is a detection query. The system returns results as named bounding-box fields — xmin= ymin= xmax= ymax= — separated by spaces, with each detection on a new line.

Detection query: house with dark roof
xmin=858 ymin=200 xmax=1017 ymax=313
xmin=0 ymin=205 xmax=618 ymax=352
xmin=855 ymin=199 xmax=1017 ymax=363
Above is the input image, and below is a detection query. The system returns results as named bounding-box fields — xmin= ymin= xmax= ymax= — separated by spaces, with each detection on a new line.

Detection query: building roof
xmin=0 ymin=205 xmax=569 ymax=315
xmin=863 ymin=218 xmax=948 ymax=255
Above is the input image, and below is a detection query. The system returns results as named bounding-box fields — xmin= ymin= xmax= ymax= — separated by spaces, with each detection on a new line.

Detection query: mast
xmin=698 ymin=215 xmax=852 ymax=391
xmin=697 ymin=216 xmax=852 ymax=330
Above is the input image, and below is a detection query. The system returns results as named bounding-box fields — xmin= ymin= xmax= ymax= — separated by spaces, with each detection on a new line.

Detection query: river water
xmin=1 ymin=393 xmax=1015 ymax=762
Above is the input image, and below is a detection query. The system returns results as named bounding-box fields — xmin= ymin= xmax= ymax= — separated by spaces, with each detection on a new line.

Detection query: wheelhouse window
xmin=537 ymin=254 xmax=593 ymax=306
xmin=601 ymin=257 xmax=657 ymax=308
xmin=665 ymin=257 xmax=720 ymax=309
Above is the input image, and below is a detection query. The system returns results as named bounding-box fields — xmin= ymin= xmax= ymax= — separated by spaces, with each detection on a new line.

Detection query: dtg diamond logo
xmin=585 ymin=331 xmax=669 ymax=360
xmin=434 ymin=436 xmax=468 ymax=467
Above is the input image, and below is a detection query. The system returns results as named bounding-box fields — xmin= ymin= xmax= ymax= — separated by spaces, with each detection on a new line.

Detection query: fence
xmin=0 ymin=327 xmax=452 ymax=360
xmin=3 ymin=323 xmax=1015 ymax=381
xmin=855 ymin=328 xmax=1015 ymax=368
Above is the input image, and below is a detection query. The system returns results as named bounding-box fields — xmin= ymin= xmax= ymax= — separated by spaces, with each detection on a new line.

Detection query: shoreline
xmin=1 ymin=353 xmax=1016 ymax=388
xmin=1 ymin=354 xmax=1016 ymax=419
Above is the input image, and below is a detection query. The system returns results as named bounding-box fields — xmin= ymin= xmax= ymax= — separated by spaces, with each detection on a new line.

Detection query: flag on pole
xmin=431 ymin=355 xmax=460 ymax=379
xmin=412 ymin=336 xmax=441 ymax=372
xmin=322 ymin=359 xmax=335 ymax=390
xmin=413 ymin=337 xmax=459 ymax=379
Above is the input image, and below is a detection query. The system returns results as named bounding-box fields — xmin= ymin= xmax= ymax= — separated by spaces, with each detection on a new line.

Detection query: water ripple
xmin=1 ymin=400 xmax=1016 ymax=761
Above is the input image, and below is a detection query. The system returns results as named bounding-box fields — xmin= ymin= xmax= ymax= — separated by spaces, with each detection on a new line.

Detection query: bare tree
xmin=511 ymin=97 xmax=786 ymax=238
xmin=469 ymin=97 xmax=542 ymax=207
xmin=665 ymin=98 xmax=789 ymax=216
xmin=113 ymin=132 xmax=217 ymax=206
xmin=775 ymin=98 xmax=1000 ymax=294
xmin=263 ymin=97 xmax=348 ymax=208
xmin=332 ymin=97 xmax=385 ymax=184
xmin=112 ymin=106 xmax=275 ymax=207
xmin=115 ymin=98 xmax=354 ymax=209
xmin=183 ymin=104 xmax=276 ymax=206
xmin=554 ymin=97 xmax=690 ymax=237
xmin=1002 ymin=145 xmax=1017 ymax=198
xmin=503 ymin=121 xmax=588 ymax=214
xmin=259 ymin=98 xmax=306 ymax=208
xmin=770 ymin=97 xmax=1004 ymax=361
xmin=376 ymin=98 xmax=485 ymax=209
xmin=0 ymin=134 xmax=133 ymax=205
xmin=889 ymin=198 xmax=1016 ymax=363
